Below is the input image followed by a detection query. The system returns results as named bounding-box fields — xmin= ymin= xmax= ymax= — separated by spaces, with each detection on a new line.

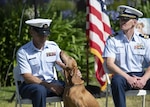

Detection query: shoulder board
xmin=109 ymin=34 xmax=115 ymax=37
xmin=109 ymin=34 xmax=115 ymax=38
xmin=109 ymin=33 xmax=118 ymax=38
xmin=139 ymin=34 xmax=150 ymax=39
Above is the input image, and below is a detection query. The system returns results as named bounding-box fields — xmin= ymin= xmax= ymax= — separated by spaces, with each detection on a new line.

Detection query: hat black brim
xmin=33 ymin=27 xmax=50 ymax=36
xmin=38 ymin=30 xmax=50 ymax=36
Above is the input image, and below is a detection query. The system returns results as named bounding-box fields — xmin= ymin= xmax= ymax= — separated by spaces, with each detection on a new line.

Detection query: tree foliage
xmin=0 ymin=0 xmax=95 ymax=87
xmin=1 ymin=0 xmax=150 ymax=87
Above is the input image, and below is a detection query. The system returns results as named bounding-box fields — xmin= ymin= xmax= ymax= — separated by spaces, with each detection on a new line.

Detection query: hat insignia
xmin=43 ymin=24 xmax=48 ymax=28
xmin=120 ymin=8 xmax=126 ymax=14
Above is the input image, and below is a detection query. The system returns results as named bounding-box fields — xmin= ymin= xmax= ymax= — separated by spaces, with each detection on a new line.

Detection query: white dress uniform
xmin=102 ymin=5 xmax=150 ymax=107
xmin=17 ymin=18 xmax=64 ymax=107
xmin=17 ymin=40 xmax=62 ymax=83
xmin=103 ymin=30 xmax=150 ymax=72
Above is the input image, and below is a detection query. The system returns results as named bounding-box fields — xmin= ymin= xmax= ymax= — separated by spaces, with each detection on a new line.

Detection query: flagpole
xmin=86 ymin=0 xmax=89 ymax=86
xmin=86 ymin=38 xmax=89 ymax=86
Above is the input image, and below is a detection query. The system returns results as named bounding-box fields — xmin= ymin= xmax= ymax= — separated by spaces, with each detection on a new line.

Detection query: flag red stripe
xmin=89 ymin=40 xmax=102 ymax=55
xmin=89 ymin=22 xmax=105 ymax=43
xmin=103 ymin=22 xmax=112 ymax=34
xmin=89 ymin=4 xmax=102 ymax=21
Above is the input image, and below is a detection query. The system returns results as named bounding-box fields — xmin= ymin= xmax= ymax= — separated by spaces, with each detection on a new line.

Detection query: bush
xmin=0 ymin=1 xmax=95 ymax=87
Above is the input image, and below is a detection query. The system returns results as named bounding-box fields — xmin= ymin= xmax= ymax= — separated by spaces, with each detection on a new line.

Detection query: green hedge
xmin=0 ymin=1 xmax=95 ymax=87
xmin=2 ymin=0 xmax=149 ymax=87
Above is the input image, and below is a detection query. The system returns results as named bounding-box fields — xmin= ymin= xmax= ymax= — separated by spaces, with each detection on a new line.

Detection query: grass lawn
xmin=1 ymin=86 xmax=150 ymax=107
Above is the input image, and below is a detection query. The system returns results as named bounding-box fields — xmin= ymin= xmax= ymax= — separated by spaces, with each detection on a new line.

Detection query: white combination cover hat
xmin=25 ymin=18 xmax=52 ymax=28
xmin=117 ymin=5 xmax=143 ymax=19
xmin=25 ymin=18 xmax=52 ymax=36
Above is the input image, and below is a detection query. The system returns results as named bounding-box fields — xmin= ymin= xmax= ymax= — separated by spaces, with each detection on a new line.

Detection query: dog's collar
xmin=65 ymin=81 xmax=84 ymax=87
xmin=73 ymin=81 xmax=84 ymax=86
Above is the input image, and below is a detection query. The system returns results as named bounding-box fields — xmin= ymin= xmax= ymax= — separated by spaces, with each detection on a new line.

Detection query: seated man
xmin=16 ymin=18 xmax=65 ymax=107
xmin=102 ymin=5 xmax=150 ymax=107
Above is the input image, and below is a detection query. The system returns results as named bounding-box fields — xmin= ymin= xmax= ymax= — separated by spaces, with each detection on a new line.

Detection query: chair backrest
xmin=53 ymin=67 xmax=58 ymax=80
xmin=13 ymin=66 xmax=21 ymax=81
xmin=13 ymin=66 xmax=63 ymax=107
xmin=102 ymin=61 xmax=111 ymax=84
xmin=13 ymin=66 xmax=22 ymax=104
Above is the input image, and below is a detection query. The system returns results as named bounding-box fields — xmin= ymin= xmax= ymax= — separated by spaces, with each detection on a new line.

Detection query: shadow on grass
xmin=85 ymin=84 xmax=106 ymax=98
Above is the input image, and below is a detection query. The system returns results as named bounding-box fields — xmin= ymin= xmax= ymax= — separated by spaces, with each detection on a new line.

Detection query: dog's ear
xmin=70 ymin=69 xmax=74 ymax=77
xmin=64 ymin=67 xmax=74 ymax=77
xmin=71 ymin=68 xmax=84 ymax=85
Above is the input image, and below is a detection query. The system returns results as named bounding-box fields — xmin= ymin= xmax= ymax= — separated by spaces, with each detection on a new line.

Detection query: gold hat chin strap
xmin=120 ymin=14 xmax=137 ymax=19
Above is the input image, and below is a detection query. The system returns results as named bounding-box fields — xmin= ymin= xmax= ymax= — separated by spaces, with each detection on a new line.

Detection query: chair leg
xmin=142 ymin=95 xmax=146 ymax=107
xmin=19 ymin=103 xmax=22 ymax=107
xmin=15 ymin=100 xmax=17 ymax=107
xmin=106 ymin=86 xmax=109 ymax=107
xmin=54 ymin=102 xmax=58 ymax=107
xmin=60 ymin=101 xmax=64 ymax=107
xmin=15 ymin=99 xmax=22 ymax=107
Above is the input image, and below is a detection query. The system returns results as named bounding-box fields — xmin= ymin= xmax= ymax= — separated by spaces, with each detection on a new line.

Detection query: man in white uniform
xmin=102 ymin=5 xmax=150 ymax=107
xmin=17 ymin=18 xmax=65 ymax=107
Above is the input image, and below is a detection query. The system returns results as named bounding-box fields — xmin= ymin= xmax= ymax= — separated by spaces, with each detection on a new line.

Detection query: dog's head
xmin=60 ymin=51 xmax=77 ymax=70
xmin=59 ymin=51 xmax=84 ymax=86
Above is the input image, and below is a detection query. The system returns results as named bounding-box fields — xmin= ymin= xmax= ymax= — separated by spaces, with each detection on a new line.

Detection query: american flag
xmin=86 ymin=0 xmax=111 ymax=91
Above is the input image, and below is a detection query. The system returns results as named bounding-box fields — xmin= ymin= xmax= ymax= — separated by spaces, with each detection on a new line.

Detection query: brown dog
xmin=59 ymin=51 xmax=100 ymax=107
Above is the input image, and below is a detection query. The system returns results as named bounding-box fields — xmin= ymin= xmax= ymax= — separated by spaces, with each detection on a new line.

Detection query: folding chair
xmin=103 ymin=61 xmax=150 ymax=107
xmin=13 ymin=66 xmax=63 ymax=107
